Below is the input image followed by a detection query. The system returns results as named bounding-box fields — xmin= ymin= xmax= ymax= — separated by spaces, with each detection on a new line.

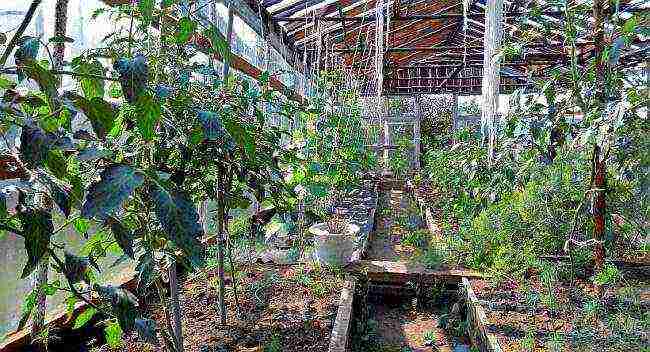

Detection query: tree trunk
xmin=53 ymin=0 xmax=69 ymax=68
xmin=592 ymin=0 xmax=606 ymax=273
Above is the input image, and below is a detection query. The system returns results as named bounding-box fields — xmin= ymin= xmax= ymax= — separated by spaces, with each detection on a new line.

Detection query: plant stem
xmin=0 ymin=0 xmax=43 ymax=68
xmin=168 ymin=260 xmax=184 ymax=352
xmin=215 ymin=173 xmax=227 ymax=325
xmin=225 ymin=223 xmax=241 ymax=318
xmin=591 ymin=0 xmax=607 ymax=277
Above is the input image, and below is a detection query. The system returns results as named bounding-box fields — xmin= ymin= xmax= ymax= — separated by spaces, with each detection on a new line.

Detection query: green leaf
xmin=107 ymin=217 xmax=134 ymax=259
xmin=20 ymin=59 xmax=58 ymax=107
xmin=73 ymin=307 xmax=97 ymax=329
xmin=138 ymin=0 xmax=155 ymax=26
xmin=95 ymin=285 xmax=138 ymax=333
xmin=104 ymin=321 xmax=123 ymax=348
xmin=65 ymin=296 xmax=78 ymax=319
xmin=135 ymin=252 xmax=155 ymax=291
xmin=38 ymin=168 xmax=72 ymax=217
xmin=72 ymin=59 xmax=106 ymax=99
xmin=622 ymin=16 xmax=637 ymax=35
xmin=197 ymin=110 xmax=226 ymax=141
xmin=71 ymin=94 xmax=117 ymax=139
xmin=223 ymin=119 xmax=256 ymax=156
xmin=19 ymin=209 xmax=53 ymax=279
xmin=64 ymin=252 xmax=91 ymax=284
xmin=205 ymin=25 xmax=230 ymax=63
xmin=176 ymin=17 xmax=196 ymax=44
xmin=17 ymin=289 xmax=37 ymax=331
xmin=0 ymin=75 xmax=15 ymax=89
xmin=81 ymin=164 xmax=145 ymax=220
xmin=19 ymin=124 xmax=52 ymax=168
xmin=45 ymin=149 xmax=68 ymax=179
xmin=134 ymin=93 xmax=161 ymax=141
xmin=73 ymin=217 xmax=91 ymax=235
xmin=149 ymin=185 xmax=204 ymax=267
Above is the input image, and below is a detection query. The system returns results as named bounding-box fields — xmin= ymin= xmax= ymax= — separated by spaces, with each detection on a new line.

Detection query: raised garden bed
xmin=331 ymin=274 xmax=499 ymax=352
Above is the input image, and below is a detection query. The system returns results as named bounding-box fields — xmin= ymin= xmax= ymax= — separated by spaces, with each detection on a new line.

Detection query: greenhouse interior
xmin=0 ymin=0 xmax=648 ymax=351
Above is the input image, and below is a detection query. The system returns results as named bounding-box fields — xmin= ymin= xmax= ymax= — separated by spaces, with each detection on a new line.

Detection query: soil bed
xmin=95 ymin=263 xmax=345 ymax=352
xmin=470 ymin=268 xmax=649 ymax=351
xmin=352 ymin=283 xmax=474 ymax=352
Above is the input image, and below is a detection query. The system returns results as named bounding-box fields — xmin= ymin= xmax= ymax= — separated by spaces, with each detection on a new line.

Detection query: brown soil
xmin=471 ymin=274 xmax=649 ymax=352
xmin=97 ymin=263 xmax=344 ymax=352
xmin=367 ymin=299 xmax=469 ymax=352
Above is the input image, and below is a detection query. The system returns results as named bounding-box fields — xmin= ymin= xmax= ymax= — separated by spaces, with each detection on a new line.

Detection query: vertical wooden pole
xmin=480 ymin=0 xmax=504 ymax=164
xmin=216 ymin=174 xmax=227 ymax=325
xmin=413 ymin=97 xmax=421 ymax=170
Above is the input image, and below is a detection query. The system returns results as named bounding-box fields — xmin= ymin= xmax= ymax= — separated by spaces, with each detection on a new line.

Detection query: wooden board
xmin=328 ymin=279 xmax=356 ymax=352
xmin=347 ymin=260 xmax=483 ymax=284
xmin=461 ymin=277 xmax=503 ymax=352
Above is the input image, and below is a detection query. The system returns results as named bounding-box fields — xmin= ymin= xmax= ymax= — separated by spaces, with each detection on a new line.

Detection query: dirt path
xmin=366 ymin=187 xmax=425 ymax=261
xmin=359 ymin=184 xmax=472 ymax=352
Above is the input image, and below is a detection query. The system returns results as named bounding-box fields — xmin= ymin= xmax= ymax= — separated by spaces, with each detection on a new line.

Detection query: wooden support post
xmin=480 ymin=0 xmax=504 ymax=164
xmin=452 ymin=93 xmax=459 ymax=131
xmin=413 ymin=97 xmax=421 ymax=170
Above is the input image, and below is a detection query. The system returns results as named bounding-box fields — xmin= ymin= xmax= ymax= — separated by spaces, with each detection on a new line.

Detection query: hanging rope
xmin=374 ymin=0 xmax=384 ymax=115
xmin=463 ymin=0 xmax=470 ymax=66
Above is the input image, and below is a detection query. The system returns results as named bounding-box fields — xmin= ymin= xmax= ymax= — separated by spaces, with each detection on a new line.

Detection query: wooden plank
xmin=461 ymin=278 xmax=503 ymax=352
xmin=328 ymin=279 xmax=356 ymax=352
xmin=347 ymin=260 xmax=483 ymax=284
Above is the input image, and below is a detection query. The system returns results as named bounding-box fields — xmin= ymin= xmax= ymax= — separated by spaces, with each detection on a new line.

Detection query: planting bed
xmin=93 ymin=263 xmax=345 ymax=352
xmin=346 ymin=278 xmax=479 ymax=352
xmin=470 ymin=268 xmax=649 ymax=351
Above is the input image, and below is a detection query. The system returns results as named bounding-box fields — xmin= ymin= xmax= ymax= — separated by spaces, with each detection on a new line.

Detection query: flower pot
xmin=309 ymin=222 xmax=360 ymax=266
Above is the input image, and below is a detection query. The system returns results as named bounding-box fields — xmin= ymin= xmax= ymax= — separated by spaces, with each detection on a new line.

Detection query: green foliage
xmin=264 ymin=334 xmax=282 ymax=352
xmin=73 ymin=307 xmax=97 ymax=329
xmin=104 ymin=321 xmax=123 ymax=348
xmin=593 ymin=264 xmax=620 ymax=286
xmin=402 ymin=229 xmax=428 ymax=248
xmin=149 ymin=186 xmax=204 ymax=268
xmin=81 ymin=165 xmax=145 ymax=220
xmin=295 ymin=69 xmax=376 ymax=209
xmin=71 ymin=57 xmax=106 ymax=99
xmin=18 ymin=209 xmax=53 ymax=278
